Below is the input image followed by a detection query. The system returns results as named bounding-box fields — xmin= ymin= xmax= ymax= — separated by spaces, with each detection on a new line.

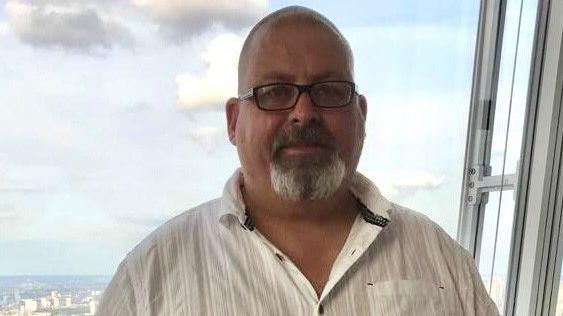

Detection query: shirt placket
xmin=244 ymin=213 xmax=386 ymax=316
xmin=319 ymin=214 xmax=384 ymax=303
xmin=251 ymin=229 xmax=320 ymax=304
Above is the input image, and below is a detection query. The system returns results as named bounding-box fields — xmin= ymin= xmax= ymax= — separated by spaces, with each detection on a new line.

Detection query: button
xmin=318 ymin=304 xmax=324 ymax=314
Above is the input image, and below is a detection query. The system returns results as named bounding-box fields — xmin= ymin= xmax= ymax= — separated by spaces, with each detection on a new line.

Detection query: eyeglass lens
xmin=256 ymin=82 xmax=352 ymax=110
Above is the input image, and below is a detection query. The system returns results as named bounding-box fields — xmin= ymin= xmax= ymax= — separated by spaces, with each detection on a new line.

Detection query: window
xmin=2 ymin=0 xmax=522 ymax=314
xmin=458 ymin=0 xmax=563 ymax=314
xmin=457 ymin=0 xmax=539 ymax=313
xmin=478 ymin=190 xmax=516 ymax=314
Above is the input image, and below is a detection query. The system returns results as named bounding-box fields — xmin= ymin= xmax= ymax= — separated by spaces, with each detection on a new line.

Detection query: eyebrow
xmin=257 ymin=71 xmax=351 ymax=84
xmin=258 ymin=71 xmax=295 ymax=84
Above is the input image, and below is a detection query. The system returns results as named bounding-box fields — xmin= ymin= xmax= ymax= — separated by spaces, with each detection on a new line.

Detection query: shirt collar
xmin=217 ymin=168 xmax=392 ymax=229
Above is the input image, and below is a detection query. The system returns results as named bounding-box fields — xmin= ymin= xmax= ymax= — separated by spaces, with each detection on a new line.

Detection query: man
xmin=99 ymin=6 xmax=499 ymax=316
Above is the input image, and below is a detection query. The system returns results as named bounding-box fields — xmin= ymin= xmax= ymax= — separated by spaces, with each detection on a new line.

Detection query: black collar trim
xmin=356 ymin=198 xmax=389 ymax=228
xmin=241 ymin=199 xmax=390 ymax=230
xmin=243 ymin=208 xmax=255 ymax=231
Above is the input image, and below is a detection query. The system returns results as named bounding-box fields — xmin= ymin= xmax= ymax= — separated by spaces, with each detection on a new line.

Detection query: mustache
xmin=271 ymin=122 xmax=336 ymax=156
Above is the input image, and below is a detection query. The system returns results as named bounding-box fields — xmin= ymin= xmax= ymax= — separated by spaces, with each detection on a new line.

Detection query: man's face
xmin=227 ymin=22 xmax=367 ymax=200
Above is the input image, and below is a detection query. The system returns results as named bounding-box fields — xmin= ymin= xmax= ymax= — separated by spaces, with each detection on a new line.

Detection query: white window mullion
xmin=458 ymin=0 xmax=506 ymax=256
xmin=511 ymin=0 xmax=563 ymax=314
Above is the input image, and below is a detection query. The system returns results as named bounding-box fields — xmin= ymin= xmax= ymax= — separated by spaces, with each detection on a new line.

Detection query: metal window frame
xmin=542 ymin=77 xmax=563 ymax=315
xmin=510 ymin=0 xmax=563 ymax=314
xmin=457 ymin=0 xmax=524 ymax=269
xmin=504 ymin=0 xmax=550 ymax=313
xmin=458 ymin=0 xmax=507 ymax=259
xmin=456 ymin=0 xmax=563 ymax=315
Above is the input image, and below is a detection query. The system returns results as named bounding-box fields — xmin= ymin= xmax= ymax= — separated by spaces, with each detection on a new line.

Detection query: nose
xmin=288 ymin=91 xmax=322 ymax=124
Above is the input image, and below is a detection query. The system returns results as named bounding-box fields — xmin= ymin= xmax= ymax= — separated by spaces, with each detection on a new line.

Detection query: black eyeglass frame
xmin=238 ymin=80 xmax=357 ymax=111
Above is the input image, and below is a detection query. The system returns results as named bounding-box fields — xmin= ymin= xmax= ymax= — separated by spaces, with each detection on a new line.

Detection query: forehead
xmin=244 ymin=22 xmax=352 ymax=86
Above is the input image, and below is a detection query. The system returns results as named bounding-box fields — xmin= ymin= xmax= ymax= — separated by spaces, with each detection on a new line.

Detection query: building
xmin=88 ymin=299 xmax=97 ymax=315
xmin=37 ymin=298 xmax=49 ymax=309
xmin=63 ymin=296 xmax=72 ymax=307
xmin=51 ymin=297 xmax=59 ymax=308
xmin=49 ymin=291 xmax=59 ymax=301
xmin=19 ymin=299 xmax=37 ymax=314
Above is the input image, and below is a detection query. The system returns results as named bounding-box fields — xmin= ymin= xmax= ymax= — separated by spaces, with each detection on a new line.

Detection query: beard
xmin=270 ymin=121 xmax=352 ymax=201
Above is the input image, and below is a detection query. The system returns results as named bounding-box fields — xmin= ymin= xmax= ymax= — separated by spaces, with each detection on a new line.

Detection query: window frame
xmin=457 ymin=0 xmax=563 ymax=314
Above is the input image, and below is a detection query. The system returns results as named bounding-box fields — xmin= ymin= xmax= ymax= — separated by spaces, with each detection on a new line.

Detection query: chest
xmin=142 ymin=246 xmax=463 ymax=316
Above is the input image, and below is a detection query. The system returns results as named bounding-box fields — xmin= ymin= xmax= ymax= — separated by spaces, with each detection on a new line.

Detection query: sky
xmin=0 ymin=0 xmax=528 ymax=283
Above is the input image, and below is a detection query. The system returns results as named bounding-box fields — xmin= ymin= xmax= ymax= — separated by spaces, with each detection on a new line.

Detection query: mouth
xmin=278 ymin=143 xmax=330 ymax=156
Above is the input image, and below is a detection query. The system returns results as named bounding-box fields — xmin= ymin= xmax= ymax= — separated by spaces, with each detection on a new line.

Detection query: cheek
xmin=235 ymin=112 xmax=282 ymax=169
xmin=329 ymin=113 xmax=365 ymax=158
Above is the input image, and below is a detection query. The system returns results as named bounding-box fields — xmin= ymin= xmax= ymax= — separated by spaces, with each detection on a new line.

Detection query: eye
xmin=260 ymin=85 xmax=294 ymax=99
xmin=311 ymin=82 xmax=352 ymax=106
xmin=256 ymin=85 xmax=296 ymax=109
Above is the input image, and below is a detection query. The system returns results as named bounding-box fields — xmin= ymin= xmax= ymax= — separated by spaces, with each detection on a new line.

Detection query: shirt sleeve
xmin=426 ymin=214 xmax=500 ymax=316
xmin=457 ymin=239 xmax=501 ymax=316
xmin=97 ymin=258 xmax=137 ymax=316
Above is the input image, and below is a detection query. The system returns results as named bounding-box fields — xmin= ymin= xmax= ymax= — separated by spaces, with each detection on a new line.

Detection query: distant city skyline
xmin=0 ymin=275 xmax=108 ymax=315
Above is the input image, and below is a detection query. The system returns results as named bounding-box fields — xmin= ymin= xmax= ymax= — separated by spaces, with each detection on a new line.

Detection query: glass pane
xmin=0 ymin=0 xmax=480 ymax=311
xmin=478 ymin=190 xmax=516 ymax=314
xmin=489 ymin=0 xmax=539 ymax=176
xmin=557 ymin=267 xmax=563 ymax=315
xmin=350 ymin=0 xmax=480 ymax=237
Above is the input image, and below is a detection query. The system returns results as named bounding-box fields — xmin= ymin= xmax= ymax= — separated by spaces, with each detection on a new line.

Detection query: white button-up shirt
xmin=98 ymin=170 xmax=499 ymax=315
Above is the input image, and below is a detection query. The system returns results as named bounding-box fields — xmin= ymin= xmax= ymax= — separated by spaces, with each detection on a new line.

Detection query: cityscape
xmin=0 ymin=276 xmax=110 ymax=316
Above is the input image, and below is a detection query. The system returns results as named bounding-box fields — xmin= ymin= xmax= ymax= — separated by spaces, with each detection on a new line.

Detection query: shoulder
xmin=384 ymin=203 xmax=498 ymax=314
xmin=384 ymin=202 xmax=472 ymax=266
xmin=384 ymin=203 xmax=457 ymax=248
xmin=125 ymin=197 xmax=223 ymax=264
xmin=99 ymin=198 xmax=225 ymax=314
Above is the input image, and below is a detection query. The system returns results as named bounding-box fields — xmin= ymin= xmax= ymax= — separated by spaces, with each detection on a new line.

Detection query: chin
xmin=269 ymin=152 xmax=346 ymax=201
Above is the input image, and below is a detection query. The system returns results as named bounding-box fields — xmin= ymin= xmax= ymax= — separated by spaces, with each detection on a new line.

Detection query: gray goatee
xmin=270 ymin=122 xmax=346 ymax=201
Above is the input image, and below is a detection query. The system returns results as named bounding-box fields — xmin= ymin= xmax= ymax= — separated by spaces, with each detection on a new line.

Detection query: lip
xmin=279 ymin=144 xmax=329 ymax=155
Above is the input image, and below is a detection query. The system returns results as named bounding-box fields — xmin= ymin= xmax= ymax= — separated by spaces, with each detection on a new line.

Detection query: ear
xmin=358 ymin=94 xmax=367 ymax=121
xmin=225 ymin=97 xmax=239 ymax=145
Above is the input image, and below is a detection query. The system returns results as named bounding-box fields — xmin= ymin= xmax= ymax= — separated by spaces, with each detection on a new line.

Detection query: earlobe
xmin=225 ymin=97 xmax=239 ymax=145
xmin=358 ymin=95 xmax=367 ymax=120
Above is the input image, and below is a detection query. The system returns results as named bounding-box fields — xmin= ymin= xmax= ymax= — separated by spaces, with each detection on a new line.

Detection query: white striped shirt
xmin=98 ymin=170 xmax=499 ymax=315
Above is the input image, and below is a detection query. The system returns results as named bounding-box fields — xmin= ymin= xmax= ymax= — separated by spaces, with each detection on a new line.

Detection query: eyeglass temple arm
xmin=238 ymin=89 xmax=253 ymax=100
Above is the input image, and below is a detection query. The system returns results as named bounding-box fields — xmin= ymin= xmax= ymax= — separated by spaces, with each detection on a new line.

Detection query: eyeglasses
xmin=238 ymin=81 xmax=356 ymax=111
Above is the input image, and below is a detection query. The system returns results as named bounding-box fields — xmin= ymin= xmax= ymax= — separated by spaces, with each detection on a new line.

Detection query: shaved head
xmin=237 ymin=6 xmax=354 ymax=93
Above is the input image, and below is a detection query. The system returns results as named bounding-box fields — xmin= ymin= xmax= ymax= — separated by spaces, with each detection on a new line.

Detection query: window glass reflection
xmin=478 ymin=190 xmax=516 ymax=314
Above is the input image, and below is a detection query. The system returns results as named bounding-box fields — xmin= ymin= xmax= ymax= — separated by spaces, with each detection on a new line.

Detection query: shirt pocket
xmin=364 ymin=279 xmax=461 ymax=316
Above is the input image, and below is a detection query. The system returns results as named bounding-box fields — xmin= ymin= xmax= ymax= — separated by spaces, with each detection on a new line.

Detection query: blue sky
xmin=0 ymin=0 xmax=523 ymax=278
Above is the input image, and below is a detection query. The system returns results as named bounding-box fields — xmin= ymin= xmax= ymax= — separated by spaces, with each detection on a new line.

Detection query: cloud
xmin=0 ymin=185 xmax=44 ymax=193
xmin=176 ymin=33 xmax=242 ymax=111
xmin=5 ymin=0 xmax=134 ymax=52
xmin=0 ymin=164 xmax=63 ymax=194
xmin=389 ymin=170 xmax=445 ymax=189
xmin=0 ymin=205 xmax=19 ymax=221
xmin=0 ymin=23 xmax=9 ymax=36
xmin=132 ymin=0 xmax=266 ymax=41
xmin=370 ymin=169 xmax=445 ymax=199
xmin=113 ymin=214 xmax=168 ymax=228
xmin=187 ymin=126 xmax=223 ymax=153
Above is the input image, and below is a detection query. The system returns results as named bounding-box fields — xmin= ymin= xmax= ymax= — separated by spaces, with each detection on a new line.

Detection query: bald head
xmin=237 ymin=6 xmax=354 ymax=93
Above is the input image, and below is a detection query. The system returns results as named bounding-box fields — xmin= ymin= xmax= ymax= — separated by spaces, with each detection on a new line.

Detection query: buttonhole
xmin=350 ymin=249 xmax=356 ymax=256
xmin=367 ymin=282 xmax=373 ymax=286
xmin=275 ymin=253 xmax=284 ymax=261
xmin=438 ymin=286 xmax=445 ymax=290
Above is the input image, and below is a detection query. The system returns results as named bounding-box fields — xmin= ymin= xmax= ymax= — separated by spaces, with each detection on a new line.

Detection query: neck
xmin=241 ymin=172 xmax=357 ymax=226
